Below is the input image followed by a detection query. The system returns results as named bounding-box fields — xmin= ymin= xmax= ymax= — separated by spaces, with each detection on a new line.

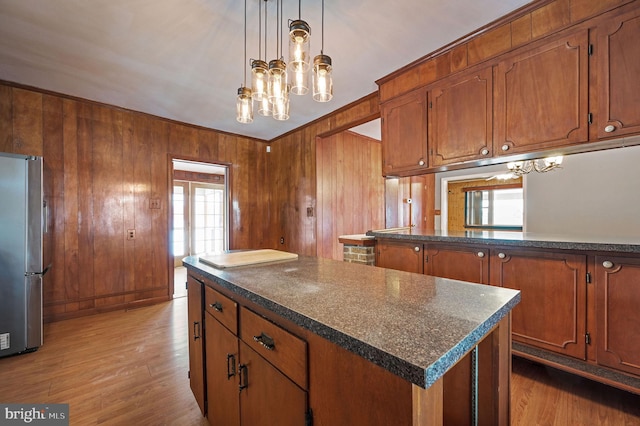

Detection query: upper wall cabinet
xmin=380 ymin=88 xmax=428 ymax=176
xmin=594 ymin=8 xmax=640 ymax=140
xmin=494 ymin=30 xmax=590 ymax=156
xmin=428 ymin=66 xmax=493 ymax=166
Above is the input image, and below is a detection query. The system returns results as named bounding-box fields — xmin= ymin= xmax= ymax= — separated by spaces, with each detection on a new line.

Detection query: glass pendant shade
xmin=289 ymin=20 xmax=311 ymax=71
xmin=291 ymin=66 xmax=308 ymax=95
xmin=251 ymin=60 xmax=269 ymax=101
xmin=312 ymin=54 xmax=333 ymax=102
xmin=236 ymin=87 xmax=253 ymax=123
xmin=268 ymin=59 xmax=288 ymax=104
xmin=272 ymin=85 xmax=290 ymax=121
xmin=258 ymin=94 xmax=272 ymax=116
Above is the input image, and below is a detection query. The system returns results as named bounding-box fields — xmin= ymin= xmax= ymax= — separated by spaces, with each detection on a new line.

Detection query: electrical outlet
xmin=149 ymin=198 xmax=161 ymax=209
xmin=307 ymin=207 xmax=314 ymax=217
xmin=127 ymin=229 xmax=135 ymax=240
xmin=280 ymin=237 xmax=285 ymax=245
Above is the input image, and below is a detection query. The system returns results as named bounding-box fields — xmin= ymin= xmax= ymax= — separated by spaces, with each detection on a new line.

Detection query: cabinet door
xmin=424 ymin=244 xmax=489 ymax=284
xmin=187 ymin=275 xmax=206 ymax=415
xmin=376 ymin=240 xmax=423 ymax=273
xmin=595 ymin=8 xmax=640 ymax=139
xmin=494 ymin=30 xmax=589 ymax=155
xmin=490 ymin=249 xmax=586 ymax=359
xmin=381 ymin=89 xmax=428 ymax=176
xmin=238 ymin=341 xmax=307 ymax=426
xmin=206 ymin=314 xmax=240 ymax=426
xmin=428 ymin=67 xmax=493 ymax=166
xmin=595 ymin=256 xmax=640 ymax=376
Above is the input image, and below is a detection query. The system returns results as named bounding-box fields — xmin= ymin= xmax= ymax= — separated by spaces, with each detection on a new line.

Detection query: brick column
xmin=338 ymin=235 xmax=376 ymax=266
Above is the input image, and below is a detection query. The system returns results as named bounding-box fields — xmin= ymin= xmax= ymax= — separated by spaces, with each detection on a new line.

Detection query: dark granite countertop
xmin=183 ymin=255 xmax=520 ymax=389
xmin=366 ymin=229 xmax=640 ymax=254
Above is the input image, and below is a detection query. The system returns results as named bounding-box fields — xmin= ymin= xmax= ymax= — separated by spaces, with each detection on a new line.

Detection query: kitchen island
xmin=184 ymin=254 xmax=520 ymax=425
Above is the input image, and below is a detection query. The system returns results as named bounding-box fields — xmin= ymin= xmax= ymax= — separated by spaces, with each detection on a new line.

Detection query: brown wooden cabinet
xmin=594 ymin=7 xmax=640 ymax=140
xmin=428 ymin=66 xmax=493 ymax=166
xmin=489 ymin=248 xmax=587 ymax=360
xmin=201 ymin=287 xmax=308 ymax=426
xmin=494 ymin=30 xmax=590 ymax=156
xmin=376 ymin=239 xmax=423 ymax=274
xmin=595 ymin=255 xmax=640 ymax=377
xmin=424 ymin=244 xmax=489 ymax=284
xmin=187 ymin=274 xmax=206 ymax=415
xmin=380 ymin=88 xmax=428 ymax=176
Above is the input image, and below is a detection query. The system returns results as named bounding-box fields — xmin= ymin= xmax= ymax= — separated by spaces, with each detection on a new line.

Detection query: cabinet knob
xmin=602 ymin=260 xmax=614 ymax=269
xmin=477 ymin=252 xmax=485 ymax=258
xmin=498 ymin=252 xmax=506 ymax=259
xmin=418 ymin=159 xmax=425 ymax=166
xmin=604 ymin=125 xmax=616 ymax=133
xmin=501 ymin=144 xmax=510 ymax=151
xmin=481 ymin=148 xmax=489 ymax=156
xmin=414 ymin=246 xmax=420 ymax=252
xmin=210 ymin=301 xmax=223 ymax=312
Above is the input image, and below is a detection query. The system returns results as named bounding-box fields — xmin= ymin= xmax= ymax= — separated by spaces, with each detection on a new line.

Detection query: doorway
xmin=171 ymin=159 xmax=229 ymax=297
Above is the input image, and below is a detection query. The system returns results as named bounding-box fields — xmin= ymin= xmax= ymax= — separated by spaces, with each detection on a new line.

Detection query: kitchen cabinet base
xmin=513 ymin=342 xmax=640 ymax=396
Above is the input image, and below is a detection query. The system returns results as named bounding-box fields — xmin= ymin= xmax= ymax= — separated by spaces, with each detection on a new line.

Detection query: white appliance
xmin=0 ymin=152 xmax=49 ymax=357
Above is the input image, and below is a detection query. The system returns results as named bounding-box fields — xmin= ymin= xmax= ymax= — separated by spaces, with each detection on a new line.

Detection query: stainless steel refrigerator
xmin=0 ymin=152 xmax=49 ymax=357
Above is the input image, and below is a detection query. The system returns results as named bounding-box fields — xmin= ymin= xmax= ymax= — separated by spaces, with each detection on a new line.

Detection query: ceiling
xmin=0 ymin=0 xmax=532 ymax=141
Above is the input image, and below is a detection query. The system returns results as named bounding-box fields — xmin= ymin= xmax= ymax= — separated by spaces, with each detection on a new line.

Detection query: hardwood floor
xmin=1 ymin=297 xmax=639 ymax=425
xmin=0 ymin=298 xmax=208 ymax=426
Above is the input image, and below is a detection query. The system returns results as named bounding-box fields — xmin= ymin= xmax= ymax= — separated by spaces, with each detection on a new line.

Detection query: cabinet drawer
xmin=240 ymin=307 xmax=307 ymax=389
xmin=205 ymin=285 xmax=238 ymax=335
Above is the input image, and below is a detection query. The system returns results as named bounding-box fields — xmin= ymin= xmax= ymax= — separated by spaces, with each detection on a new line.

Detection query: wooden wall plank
xmin=468 ymin=23 xmax=512 ymax=65
xmin=12 ymin=88 xmax=43 ymax=156
xmin=74 ymin=101 xmax=96 ymax=311
xmin=91 ymin=105 xmax=125 ymax=301
xmin=0 ymin=85 xmax=12 ymax=152
xmin=42 ymin=95 xmax=65 ymax=306
xmin=122 ymin=113 xmax=136 ymax=296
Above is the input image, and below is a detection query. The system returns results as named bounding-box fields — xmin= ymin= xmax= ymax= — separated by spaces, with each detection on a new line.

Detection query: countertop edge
xmin=366 ymin=231 xmax=640 ymax=254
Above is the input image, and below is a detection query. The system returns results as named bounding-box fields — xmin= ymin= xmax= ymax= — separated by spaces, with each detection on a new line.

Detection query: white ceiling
xmin=0 ymin=0 xmax=532 ymax=141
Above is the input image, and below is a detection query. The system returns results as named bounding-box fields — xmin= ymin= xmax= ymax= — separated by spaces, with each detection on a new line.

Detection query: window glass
xmin=465 ymin=187 xmax=523 ymax=230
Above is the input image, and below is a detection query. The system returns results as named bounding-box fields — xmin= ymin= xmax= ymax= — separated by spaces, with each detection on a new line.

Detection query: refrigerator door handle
xmin=25 ymin=264 xmax=51 ymax=277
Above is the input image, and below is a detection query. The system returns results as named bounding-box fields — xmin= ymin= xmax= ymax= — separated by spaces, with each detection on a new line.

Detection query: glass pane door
xmin=191 ymin=184 xmax=225 ymax=256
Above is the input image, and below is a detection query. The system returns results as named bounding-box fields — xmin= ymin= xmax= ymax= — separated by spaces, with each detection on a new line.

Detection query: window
xmin=465 ymin=185 xmax=523 ymax=230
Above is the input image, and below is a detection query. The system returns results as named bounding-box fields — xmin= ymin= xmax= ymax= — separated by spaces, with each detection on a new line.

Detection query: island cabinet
xmin=594 ymin=255 xmax=640 ymax=377
xmin=489 ymin=248 xmax=587 ymax=360
xmin=375 ymin=239 xmax=423 ymax=273
xmin=428 ymin=66 xmax=493 ymax=166
xmin=186 ymin=275 xmax=206 ymax=415
xmin=424 ymin=244 xmax=490 ymax=284
xmin=594 ymin=7 xmax=640 ymax=140
xmin=493 ymin=29 xmax=590 ymax=156
xmin=203 ymin=284 xmax=308 ymax=426
xmin=380 ymin=88 xmax=428 ymax=176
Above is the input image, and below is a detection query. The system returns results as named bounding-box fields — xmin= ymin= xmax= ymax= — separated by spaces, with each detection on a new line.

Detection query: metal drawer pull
xmin=238 ymin=364 xmax=248 ymax=392
xmin=498 ymin=252 xmax=506 ymax=259
xmin=193 ymin=321 xmax=200 ymax=340
xmin=477 ymin=252 xmax=485 ymax=258
xmin=210 ymin=301 xmax=223 ymax=312
xmin=602 ymin=261 xmax=614 ymax=269
xmin=227 ymin=353 xmax=236 ymax=379
xmin=253 ymin=332 xmax=276 ymax=350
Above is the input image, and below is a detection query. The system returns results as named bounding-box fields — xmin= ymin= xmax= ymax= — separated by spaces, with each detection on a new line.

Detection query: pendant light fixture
xmin=236 ymin=0 xmax=253 ymax=123
xmin=288 ymin=0 xmax=310 ymax=95
xmin=236 ymin=0 xmax=332 ymax=123
xmin=268 ymin=0 xmax=288 ymax=109
xmin=313 ymin=0 xmax=332 ymax=102
xmin=252 ymin=0 xmax=271 ymax=116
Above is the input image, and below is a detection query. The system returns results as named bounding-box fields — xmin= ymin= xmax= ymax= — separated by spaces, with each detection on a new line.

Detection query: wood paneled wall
xmin=0 ymin=84 xmax=267 ymax=322
xmin=265 ymin=94 xmax=381 ymax=257
xmin=316 ymin=131 xmax=385 ymax=261
xmin=0 ymin=83 xmax=381 ymax=321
